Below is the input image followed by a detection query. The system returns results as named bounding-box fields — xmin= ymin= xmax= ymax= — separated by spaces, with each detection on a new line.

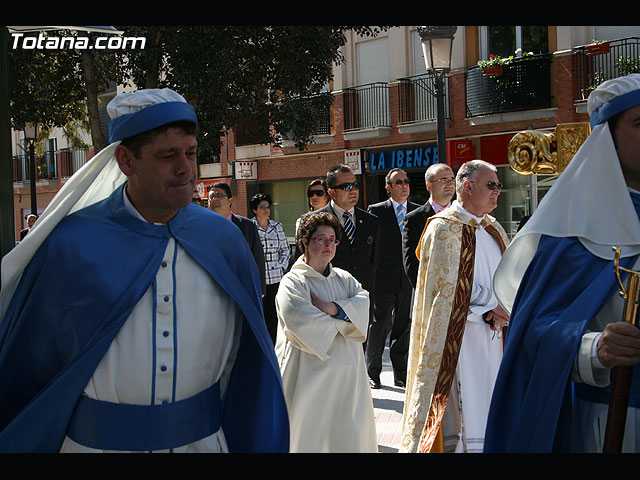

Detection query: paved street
xmin=371 ymin=346 xmax=405 ymax=453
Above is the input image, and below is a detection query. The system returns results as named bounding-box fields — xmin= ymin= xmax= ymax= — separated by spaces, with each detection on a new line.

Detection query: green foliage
xmin=112 ymin=26 xmax=389 ymax=155
xmin=8 ymin=41 xmax=87 ymax=131
xmin=8 ymin=30 xmax=114 ymax=151
xmin=478 ymin=53 xmax=506 ymax=68
xmin=616 ymin=55 xmax=640 ymax=76
xmin=9 ymin=26 xmax=388 ymax=156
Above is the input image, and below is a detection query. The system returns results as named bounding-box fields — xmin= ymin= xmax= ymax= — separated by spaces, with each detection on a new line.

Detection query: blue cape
xmin=484 ymin=192 xmax=640 ymax=453
xmin=0 ymin=184 xmax=289 ymax=453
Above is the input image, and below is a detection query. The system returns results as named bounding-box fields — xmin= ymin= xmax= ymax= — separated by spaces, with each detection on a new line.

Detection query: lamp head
xmin=418 ymin=26 xmax=457 ymax=73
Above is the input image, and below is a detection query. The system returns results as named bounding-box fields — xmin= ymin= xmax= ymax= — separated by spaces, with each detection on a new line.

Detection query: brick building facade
xmin=12 ymin=26 xmax=639 ymax=245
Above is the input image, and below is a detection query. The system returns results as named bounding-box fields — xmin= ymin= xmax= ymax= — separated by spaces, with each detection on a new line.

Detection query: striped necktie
xmin=396 ymin=204 xmax=405 ymax=232
xmin=343 ymin=211 xmax=355 ymax=245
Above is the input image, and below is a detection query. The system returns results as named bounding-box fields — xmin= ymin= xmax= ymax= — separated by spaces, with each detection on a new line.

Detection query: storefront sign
xmin=367 ymin=144 xmax=438 ymax=173
xmin=447 ymin=140 xmax=475 ymax=169
xmin=344 ymin=149 xmax=363 ymax=175
xmin=234 ymin=161 xmax=258 ymax=180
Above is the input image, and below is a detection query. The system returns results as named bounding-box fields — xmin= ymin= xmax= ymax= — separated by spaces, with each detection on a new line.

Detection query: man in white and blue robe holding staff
xmin=485 ymin=74 xmax=640 ymax=453
xmin=0 ymin=88 xmax=289 ymax=453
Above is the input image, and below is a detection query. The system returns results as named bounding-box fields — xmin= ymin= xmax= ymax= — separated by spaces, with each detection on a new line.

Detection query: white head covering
xmin=0 ymin=88 xmax=196 ymax=320
xmin=494 ymin=74 xmax=640 ymax=312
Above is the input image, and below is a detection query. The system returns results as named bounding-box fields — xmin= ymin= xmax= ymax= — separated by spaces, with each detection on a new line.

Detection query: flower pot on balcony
xmin=586 ymin=42 xmax=610 ymax=56
xmin=482 ymin=66 xmax=503 ymax=77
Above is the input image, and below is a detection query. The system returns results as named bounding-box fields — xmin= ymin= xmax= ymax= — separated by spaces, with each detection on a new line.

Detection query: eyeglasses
xmin=308 ymin=190 xmax=326 ymax=198
xmin=310 ymin=236 xmax=340 ymax=246
xmin=257 ymin=204 xmax=271 ymax=209
xmin=432 ymin=177 xmax=455 ymax=185
xmin=389 ymin=179 xmax=410 ymax=186
xmin=470 ymin=181 xmax=503 ymax=191
xmin=332 ymin=182 xmax=359 ymax=191
xmin=209 ymin=192 xmax=229 ymax=199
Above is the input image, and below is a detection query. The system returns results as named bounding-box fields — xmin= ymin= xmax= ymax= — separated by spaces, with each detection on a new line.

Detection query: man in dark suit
xmin=367 ymin=168 xmax=420 ymax=389
xmin=208 ymin=182 xmax=266 ymax=295
xmin=318 ymin=164 xmax=378 ymax=295
xmin=402 ymin=163 xmax=455 ymax=289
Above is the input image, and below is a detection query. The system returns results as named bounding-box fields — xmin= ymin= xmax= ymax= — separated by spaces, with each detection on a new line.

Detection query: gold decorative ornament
xmin=507 ymin=122 xmax=591 ymax=175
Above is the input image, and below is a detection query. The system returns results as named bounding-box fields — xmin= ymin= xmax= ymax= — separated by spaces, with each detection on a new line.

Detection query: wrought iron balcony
xmin=466 ymin=53 xmax=552 ymax=117
xmin=397 ymin=73 xmax=450 ymax=124
xmin=12 ymin=148 xmax=88 ymax=182
xmin=342 ymin=82 xmax=390 ymax=131
xmin=574 ymin=37 xmax=640 ymax=100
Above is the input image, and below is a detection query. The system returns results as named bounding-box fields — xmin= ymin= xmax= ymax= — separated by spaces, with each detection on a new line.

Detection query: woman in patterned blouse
xmin=250 ymin=193 xmax=291 ymax=345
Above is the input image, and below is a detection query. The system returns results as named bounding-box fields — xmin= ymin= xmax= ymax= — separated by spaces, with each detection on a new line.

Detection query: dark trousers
xmin=263 ymin=282 xmax=279 ymax=345
xmin=366 ymin=278 xmax=412 ymax=383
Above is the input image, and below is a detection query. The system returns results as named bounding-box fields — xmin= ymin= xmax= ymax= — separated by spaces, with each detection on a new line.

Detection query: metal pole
xmin=529 ymin=174 xmax=538 ymax=214
xmin=0 ymin=26 xmax=15 ymax=259
xmin=435 ymin=73 xmax=447 ymax=164
xmin=29 ymin=141 xmax=36 ymax=215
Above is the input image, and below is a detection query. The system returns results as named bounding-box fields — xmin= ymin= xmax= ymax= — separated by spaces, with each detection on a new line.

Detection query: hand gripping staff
xmin=603 ymin=246 xmax=640 ymax=452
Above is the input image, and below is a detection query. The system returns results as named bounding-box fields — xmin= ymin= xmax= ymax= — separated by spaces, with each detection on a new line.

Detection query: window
xmin=481 ymin=26 xmax=548 ymax=59
xmin=357 ymin=37 xmax=389 ymax=85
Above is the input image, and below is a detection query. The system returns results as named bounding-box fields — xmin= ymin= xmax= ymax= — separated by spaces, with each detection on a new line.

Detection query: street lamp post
xmin=24 ymin=122 xmax=38 ymax=216
xmin=418 ymin=26 xmax=457 ymax=165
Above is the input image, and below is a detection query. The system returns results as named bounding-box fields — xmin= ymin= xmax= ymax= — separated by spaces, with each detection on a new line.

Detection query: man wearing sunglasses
xmin=487 ymin=74 xmax=640 ymax=453
xmin=319 ymin=164 xmax=378 ymax=302
xmin=401 ymin=160 xmax=509 ymax=453
xmin=366 ymin=168 xmax=420 ymax=389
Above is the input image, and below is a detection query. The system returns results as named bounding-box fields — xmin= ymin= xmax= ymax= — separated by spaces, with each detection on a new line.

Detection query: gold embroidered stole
xmin=417 ymin=222 xmax=476 ymax=453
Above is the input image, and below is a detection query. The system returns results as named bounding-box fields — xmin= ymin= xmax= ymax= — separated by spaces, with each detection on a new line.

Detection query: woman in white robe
xmin=275 ymin=212 xmax=378 ymax=453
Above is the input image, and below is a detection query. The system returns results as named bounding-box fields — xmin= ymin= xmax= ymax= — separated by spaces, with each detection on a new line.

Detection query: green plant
xmin=478 ymin=50 xmax=536 ymax=69
xmin=616 ymin=56 xmax=640 ymax=76
xmin=478 ymin=53 xmax=507 ymax=68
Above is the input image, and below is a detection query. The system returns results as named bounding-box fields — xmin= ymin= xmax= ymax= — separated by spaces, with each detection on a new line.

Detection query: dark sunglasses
xmin=389 ymin=179 xmax=410 ymax=186
xmin=471 ymin=180 xmax=503 ymax=191
xmin=332 ymin=182 xmax=359 ymax=191
xmin=307 ymin=189 xmax=326 ymax=198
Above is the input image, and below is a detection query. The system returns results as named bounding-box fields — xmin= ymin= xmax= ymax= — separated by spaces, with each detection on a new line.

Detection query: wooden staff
xmin=603 ymin=247 xmax=640 ymax=453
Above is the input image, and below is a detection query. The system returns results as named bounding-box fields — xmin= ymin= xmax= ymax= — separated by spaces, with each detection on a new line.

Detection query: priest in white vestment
xmin=400 ymin=160 xmax=509 ymax=453
xmin=275 ymin=212 xmax=378 ymax=453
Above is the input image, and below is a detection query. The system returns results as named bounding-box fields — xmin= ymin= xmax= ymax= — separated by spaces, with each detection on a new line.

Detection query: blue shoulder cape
xmin=0 ymin=184 xmax=289 ymax=453
xmin=484 ymin=192 xmax=640 ymax=453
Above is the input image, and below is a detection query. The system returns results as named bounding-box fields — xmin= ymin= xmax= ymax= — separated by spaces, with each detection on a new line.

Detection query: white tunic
xmin=442 ymin=202 xmax=504 ymax=453
xmin=59 ymin=194 xmax=242 ymax=453
xmin=275 ymin=258 xmax=377 ymax=453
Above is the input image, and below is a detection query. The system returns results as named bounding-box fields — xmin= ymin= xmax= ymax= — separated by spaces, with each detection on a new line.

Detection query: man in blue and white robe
xmin=485 ymin=74 xmax=640 ymax=453
xmin=0 ymin=88 xmax=289 ymax=453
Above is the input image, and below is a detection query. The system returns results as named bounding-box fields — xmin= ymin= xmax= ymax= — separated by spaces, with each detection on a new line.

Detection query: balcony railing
xmin=398 ymin=73 xmax=450 ymax=124
xmin=13 ymin=148 xmax=88 ymax=182
xmin=466 ymin=53 xmax=552 ymax=117
xmin=343 ymin=82 xmax=390 ymax=131
xmin=574 ymin=37 xmax=640 ymax=100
